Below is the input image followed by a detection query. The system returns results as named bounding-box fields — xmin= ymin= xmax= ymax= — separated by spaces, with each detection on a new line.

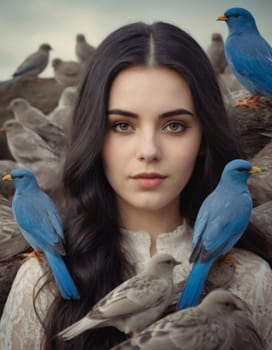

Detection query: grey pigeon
xmin=75 ymin=33 xmax=95 ymax=64
xmin=0 ymin=120 xmax=62 ymax=192
xmin=0 ymin=119 xmax=59 ymax=164
xmin=47 ymin=86 xmax=77 ymax=131
xmin=111 ymin=289 xmax=264 ymax=350
xmin=206 ymin=33 xmax=227 ymax=74
xmin=0 ymin=194 xmax=29 ymax=262
xmin=13 ymin=43 xmax=52 ymax=79
xmin=58 ymin=253 xmax=180 ymax=340
xmin=8 ymin=98 xmax=65 ymax=155
xmin=52 ymin=58 xmax=83 ymax=87
xmin=0 ymin=44 xmax=52 ymax=88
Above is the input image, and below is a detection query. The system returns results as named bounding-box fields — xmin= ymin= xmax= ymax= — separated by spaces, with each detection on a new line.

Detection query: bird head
xmin=0 ymin=119 xmax=24 ymax=134
xmin=201 ymin=289 xmax=252 ymax=315
xmin=220 ymin=159 xmax=261 ymax=185
xmin=146 ymin=253 xmax=181 ymax=276
xmin=2 ymin=168 xmax=39 ymax=191
xmin=8 ymin=98 xmax=29 ymax=113
xmin=211 ymin=33 xmax=223 ymax=43
xmin=40 ymin=43 xmax=52 ymax=52
xmin=217 ymin=8 xmax=259 ymax=34
xmin=76 ymin=34 xmax=86 ymax=43
xmin=52 ymin=58 xmax=63 ymax=69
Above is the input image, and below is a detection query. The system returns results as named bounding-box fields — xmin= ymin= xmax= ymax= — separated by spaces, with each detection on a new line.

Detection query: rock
xmin=227 ymin=95 xmax=272 ymax=158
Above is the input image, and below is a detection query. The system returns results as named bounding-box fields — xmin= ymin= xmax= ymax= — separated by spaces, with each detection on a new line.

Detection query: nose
xmin=136 ymin=131 xmax=162 ymax=162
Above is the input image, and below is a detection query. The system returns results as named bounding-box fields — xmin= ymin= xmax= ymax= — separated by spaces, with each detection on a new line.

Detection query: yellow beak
xmin=250 ymin=166 xmax=261 ymax=174
xmin=217 ymin=14 xmax=228 ymax=21
xmin=2 ymin=174 xmax=12 ymax=181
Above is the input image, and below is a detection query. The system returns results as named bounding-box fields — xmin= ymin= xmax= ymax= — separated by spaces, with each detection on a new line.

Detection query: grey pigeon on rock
xmin=206 ymin=33 xmax=227 ymax=74
xmin=13 ymin=43 xmax=52 ymax=78
xmin=52 ymin=58 xmax=83 ymax=87
xmin=75 ymin=33 xmax=95 ymax=64
xmin=0 ymin=121 xmax=62 ymax=192
xmin=111 ymin=289 xmax=264 ymax=350
xmin=8 ymin=98 xmax=65 ymax=155
xmin=0 ymin=119 xmax=59 ymax=164
xmin=47 ymin=86 xmax=77 ymax=131
xmin=0 ymin=44 xmax=52 ymax=87
xmin=58 ymin=253 xmax=180 ymax=340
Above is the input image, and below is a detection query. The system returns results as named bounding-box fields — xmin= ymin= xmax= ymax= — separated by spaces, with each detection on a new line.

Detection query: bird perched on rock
xmin=178 ymin=159 xmax=261 ymax=310
xmin=2 ymin=168 xmax=80 ymax=299
xmin=0 ymin=119 xmax=62 ymax=193
xmin=206 ymin=33 xmax=227 ymax=74
xmin=58 ymin=253 xmax=180 ymax=340
xmin=75 ymin=33 xmax=95 ymax=64
xmin=52 ymin=58 xmax=83 ymax=87
xmin=0 ymin=119 xmax=59 ymax=164
xmin=47 ymin=86 xmax=77 ymax=131
xmin=8 ymin=98 xmax=65 ymax=155
xmin=1 ymin=44 xmax=52 ymax=87
xmin=111 ymin=289 xmax=264 ymax=350
xmin=217 ymin=8 xmax=272 ymax=107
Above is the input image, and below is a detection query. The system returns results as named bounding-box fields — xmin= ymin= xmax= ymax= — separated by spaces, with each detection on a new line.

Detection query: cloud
xmin=0 ymin=0 xmax=271 ymax=79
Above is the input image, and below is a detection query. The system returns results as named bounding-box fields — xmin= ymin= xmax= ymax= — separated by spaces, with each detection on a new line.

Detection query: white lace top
xmin=1 ymin=222 xmax=272 ymax=350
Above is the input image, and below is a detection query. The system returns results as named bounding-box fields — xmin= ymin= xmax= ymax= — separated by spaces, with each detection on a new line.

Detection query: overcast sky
xmin=1 ymin=0 xmax=271 ymax=79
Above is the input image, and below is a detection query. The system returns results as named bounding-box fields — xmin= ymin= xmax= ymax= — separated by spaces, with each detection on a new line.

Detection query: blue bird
xmin=177 ymin=159 xmax=261 ymax=310
xmin=2 ymin=168 xmax=80 ymax=300
xmin=217 ymin=8 xmax=272 ymax=107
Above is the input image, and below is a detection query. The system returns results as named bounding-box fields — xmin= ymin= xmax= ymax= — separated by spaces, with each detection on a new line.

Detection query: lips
xmin=132 ymin=173 xmax=166 ymax=179
xmin=131 ymin=173 xmax=166 ymax=188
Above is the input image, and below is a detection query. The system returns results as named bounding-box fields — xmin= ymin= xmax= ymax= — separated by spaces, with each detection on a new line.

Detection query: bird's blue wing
xmin=191 ymin=189 xmax=252 ymax=262
xmin=191 ymin=208 xmax=209 ymax=249
xmin=12 ymin=191 xmax=65 ymax=254
xmin=226 ymin=35 xmax=272 ymax=94
xmin=201 ymin=192 xmax=252 ymax=259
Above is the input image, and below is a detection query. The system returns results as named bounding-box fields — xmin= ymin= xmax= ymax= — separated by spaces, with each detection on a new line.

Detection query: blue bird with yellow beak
xmin=178 ymin=159 xmax=261 ymax=309
xmin=3 ymin=168 xmax=80 ymax=300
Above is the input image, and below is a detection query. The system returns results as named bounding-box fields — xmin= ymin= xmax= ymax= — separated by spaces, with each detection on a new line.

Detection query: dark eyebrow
xmin=107 ymin=108 xmax=194 ymax=118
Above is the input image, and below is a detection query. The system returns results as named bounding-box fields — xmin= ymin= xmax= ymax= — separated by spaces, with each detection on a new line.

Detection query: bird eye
xmin=165 ymin=260 xmax=173 ymax=265
xmin=233 ymin=14 xmax=241 ymax=18
xmin=236 ymin=167 xmax=246 ymax=172
xmin=17 ymin=175 xmax=24 ymax=179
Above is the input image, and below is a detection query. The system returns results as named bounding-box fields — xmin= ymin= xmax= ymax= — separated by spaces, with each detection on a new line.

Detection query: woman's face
xmin=102 ymin=65 xmax=202 ymax=215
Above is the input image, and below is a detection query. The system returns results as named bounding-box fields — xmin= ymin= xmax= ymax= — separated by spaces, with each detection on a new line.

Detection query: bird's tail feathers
xmin=45 ymin=252 xmax=80 ymax=300
xmin=178 ymin=260 xmax=213 ymax=309
xmin=58 ymin=316 xmax=103 ymax=340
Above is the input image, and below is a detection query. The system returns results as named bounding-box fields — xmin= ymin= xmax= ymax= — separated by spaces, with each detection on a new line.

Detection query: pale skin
xmin=102 ymin=66 xmax=202 ymax=255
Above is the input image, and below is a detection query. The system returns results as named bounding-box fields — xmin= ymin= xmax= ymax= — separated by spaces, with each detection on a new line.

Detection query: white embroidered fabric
xmin=1 ymin=221 xmax=272 ymax=349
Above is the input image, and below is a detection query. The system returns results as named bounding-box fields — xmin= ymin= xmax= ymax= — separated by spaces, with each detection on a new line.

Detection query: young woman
xmin=0 ymin=21 xmax=271 ymax=350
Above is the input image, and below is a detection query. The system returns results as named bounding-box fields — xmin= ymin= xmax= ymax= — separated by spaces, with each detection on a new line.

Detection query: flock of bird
xmin=0 ymin=7 xmax=271 ymax=349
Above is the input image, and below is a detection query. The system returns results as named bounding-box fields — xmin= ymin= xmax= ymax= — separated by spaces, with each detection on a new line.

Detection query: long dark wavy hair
xmin=41 ymin=21 xmax=256 ymax=349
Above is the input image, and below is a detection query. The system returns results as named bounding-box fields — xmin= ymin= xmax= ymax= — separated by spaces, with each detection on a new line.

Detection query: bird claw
xmin=218 ymin=253 xmax=236 ymax=263
xmin=20 ymin=250 xmax=44 ymax=263
xmin=235 ymin=95 xmax=261 ymax=108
